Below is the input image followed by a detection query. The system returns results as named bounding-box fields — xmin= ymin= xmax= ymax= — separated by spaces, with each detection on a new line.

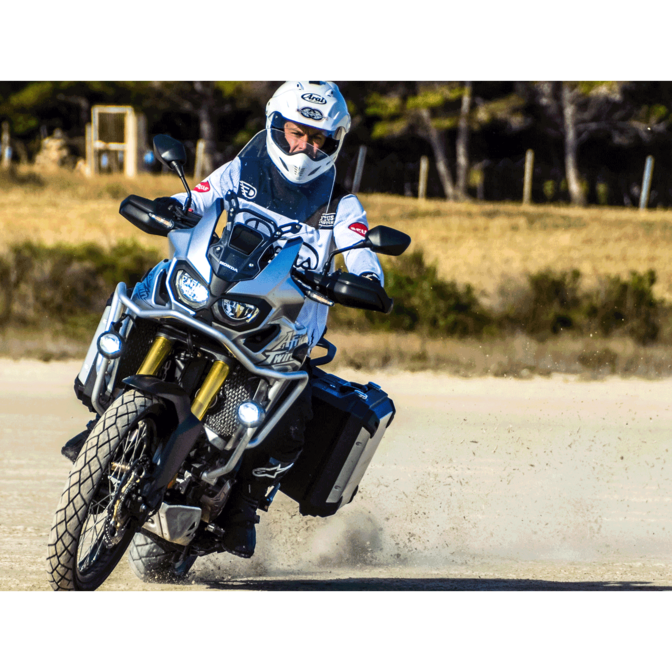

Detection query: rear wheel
xmin=46 ymin=391 xmax=168 ymax=591
xmin=128 ymin=531 xmax=197 ymax=584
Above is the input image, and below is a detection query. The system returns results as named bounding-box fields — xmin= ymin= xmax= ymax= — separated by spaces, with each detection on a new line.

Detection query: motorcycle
xmin=46 ymin=133 xmax=411 ymax=591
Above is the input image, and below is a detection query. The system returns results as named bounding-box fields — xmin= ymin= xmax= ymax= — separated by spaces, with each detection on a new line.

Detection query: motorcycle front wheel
xmin=46 ymin=390 xmax=168 ymax=591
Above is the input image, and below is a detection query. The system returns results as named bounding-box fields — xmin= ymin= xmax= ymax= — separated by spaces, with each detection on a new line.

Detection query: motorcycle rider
xmin=62 ymin=81 xmax=384 ymax=559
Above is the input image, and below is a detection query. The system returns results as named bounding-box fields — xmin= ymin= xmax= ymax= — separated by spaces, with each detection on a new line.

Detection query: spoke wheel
xmin=47 ymin=391 xmax=169 ymax=591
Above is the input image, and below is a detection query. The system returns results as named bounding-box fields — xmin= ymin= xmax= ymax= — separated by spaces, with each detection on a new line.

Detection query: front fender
xmin=123 ymin=375 xmax=203 ymax=508
xmin=123 ymin=375 xmax=193 ymax=423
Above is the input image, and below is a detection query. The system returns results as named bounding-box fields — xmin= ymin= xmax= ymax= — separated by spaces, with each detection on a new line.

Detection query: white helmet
xmin=265 ymin=81 xmax=351 ymax=184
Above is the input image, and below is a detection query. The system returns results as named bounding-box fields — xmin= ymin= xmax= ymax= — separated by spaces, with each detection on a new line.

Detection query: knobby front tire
xmin=46 ymin=390 xmax=167 ymax=591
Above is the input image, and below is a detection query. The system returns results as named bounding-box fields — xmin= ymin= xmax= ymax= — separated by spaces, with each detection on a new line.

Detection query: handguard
xmin=119 ymin=195 xmax=201 ymax=236
xmin=299 ymin=270 xmax=393 ymax=314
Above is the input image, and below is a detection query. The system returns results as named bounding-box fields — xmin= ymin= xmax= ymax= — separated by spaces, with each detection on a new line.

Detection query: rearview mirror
xmin=152 ymin=135 xmax=192 ymax=212
xmin=153 ymin=135 xmax=187 ymax=171
xmin=366 ymin=226 xmax=411 ymax=256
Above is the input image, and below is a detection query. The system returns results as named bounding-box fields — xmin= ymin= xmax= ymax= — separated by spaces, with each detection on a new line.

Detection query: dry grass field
xmin=0 ymin=170 xmax=171 ymax=256
xmin=3 ymin=168 xmax=672 ymax=301
xmin=3 ymin=167 xmax=672 ymax=375
xmin=362 ymin=194 xmax=672 ymax=305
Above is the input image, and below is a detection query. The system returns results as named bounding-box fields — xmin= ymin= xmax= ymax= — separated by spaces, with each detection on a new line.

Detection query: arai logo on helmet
xmin=299 ymin=107 xmax=323 ymax=121
xmin=301 ymin=93 xmax=327 ymax=105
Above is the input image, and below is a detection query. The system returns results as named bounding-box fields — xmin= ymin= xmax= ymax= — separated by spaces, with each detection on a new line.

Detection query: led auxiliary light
xmin=175 ymin=270 xmax=209 ymax=309
xmin=97 ymin=331 xmax=124 ymax=359
xmin=237 ymin=401 xmax=265 ymax=428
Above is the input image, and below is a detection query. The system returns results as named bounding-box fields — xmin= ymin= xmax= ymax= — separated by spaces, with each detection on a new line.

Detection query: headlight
xmin=175 ymin=270 xmax=209 ymax=309
xmin=97 ymin=331 xmax=124 ymax=359
xmin=218 ymin=299 xmax=259 ymax=324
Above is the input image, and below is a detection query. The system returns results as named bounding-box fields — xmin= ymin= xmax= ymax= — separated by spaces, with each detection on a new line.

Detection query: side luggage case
xmin=280 ymin=367 xmax=395 ymax=517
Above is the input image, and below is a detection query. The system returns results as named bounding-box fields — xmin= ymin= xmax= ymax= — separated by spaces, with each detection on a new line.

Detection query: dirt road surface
xmin=2 ymin=359 xmax=671 ymax=591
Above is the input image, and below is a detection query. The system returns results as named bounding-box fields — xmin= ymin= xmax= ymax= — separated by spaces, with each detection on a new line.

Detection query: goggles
xmin=269 ymin=113 xmax=342 ymax=158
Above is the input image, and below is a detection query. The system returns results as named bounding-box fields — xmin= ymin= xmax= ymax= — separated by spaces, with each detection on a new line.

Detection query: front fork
xmin=136 ymin=335 xmax=230 ymax=421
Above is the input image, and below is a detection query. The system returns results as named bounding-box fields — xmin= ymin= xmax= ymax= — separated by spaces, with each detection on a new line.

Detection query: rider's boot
xmin=61 ymin=417 xmax=98 ymax=463
xmin=218 ymin=456 xmax=296 ymax=558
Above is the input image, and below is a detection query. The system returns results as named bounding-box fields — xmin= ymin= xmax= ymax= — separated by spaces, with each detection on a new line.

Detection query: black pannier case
xmin=280 ymin=367 xmax=396 ymax=517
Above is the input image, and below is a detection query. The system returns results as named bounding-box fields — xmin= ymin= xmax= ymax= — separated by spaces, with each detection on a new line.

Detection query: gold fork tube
xmin=136 ymin=336 xmax=173 ymax=376
xmin=191 ymin=360 xmax=230 ymax=420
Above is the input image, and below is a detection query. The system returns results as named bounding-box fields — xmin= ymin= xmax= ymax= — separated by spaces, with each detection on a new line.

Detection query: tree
xmin=365 ymin=82 xmax=528 ymax=201
xmin=366 ymin=82 xmax=469 ymax=200
xmin=143 ymin=81 xmax=275 ymax=172
xmin=532 ymin=82 xmax=668 ymax=206
xmin=456 ymin=82 xmax=472 ymax=198
xmin=0 ymin=81 xmax=276 ymax=167
xmin=0 ymin=82 xmax=128 ymax=137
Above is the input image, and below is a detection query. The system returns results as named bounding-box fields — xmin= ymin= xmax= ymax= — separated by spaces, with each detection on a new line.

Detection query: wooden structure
xmin=86 ymin=106 xmax=138 ymax=177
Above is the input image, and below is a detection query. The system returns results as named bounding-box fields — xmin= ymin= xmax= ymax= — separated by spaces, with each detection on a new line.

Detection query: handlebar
xmin=163 ymin=201 xmax=201 ymax=229
xmin=292 ymin=268 xmax=393 ymax=314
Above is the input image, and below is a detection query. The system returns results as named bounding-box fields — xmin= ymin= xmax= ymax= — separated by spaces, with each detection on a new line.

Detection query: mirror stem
xmin=172 ymin=162 xmax=193 ymax=213
xmin=324 ymin=240 xmax=367 ymax=273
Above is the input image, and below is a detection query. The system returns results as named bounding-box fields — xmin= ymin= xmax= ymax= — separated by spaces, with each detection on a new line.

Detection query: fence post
xmin=352 ymin=145 xmax=367 ymax=194
xmin=639 ymin=155 xmax=654 ymax=210
xmin=1 ymin=121 xmax=11 ymax=169
xmin=90 ymin=107 xmax=99 ymax=176
xmin=418 ymin=155 xmax=429 ymax=199
xmin=194 ymin=139 xmax=206 ymax=181
xmin=136 ymin=113 xmax=148 ymax=172
xmin=85 ymin=123 xmax=94 ymax=176
xmin=124 ymin=108 xmax=137 ymax=178
xmin=523 ymin=149 xmax=534 ymax=204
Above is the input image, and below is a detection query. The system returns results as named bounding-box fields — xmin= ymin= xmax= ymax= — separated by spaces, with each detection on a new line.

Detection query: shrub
xmin=500 ymin=269 xmax=583 ymax=339
xmin=0 ymin=165 xmax=45 ymax=188
xmin=0 ymin=240 xmax=664 ymax=348
xmin=330 ymin=250 xmax=493 ymax=337
xmin=0 ymin=241 xmax=161 ymax=329
xmin=584 ymin=270 xmax=660 ymax=344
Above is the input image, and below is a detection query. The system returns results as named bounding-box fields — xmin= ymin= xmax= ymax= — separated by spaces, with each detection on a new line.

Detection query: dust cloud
xmin=1 ymin=361 xmax=671 ymax=589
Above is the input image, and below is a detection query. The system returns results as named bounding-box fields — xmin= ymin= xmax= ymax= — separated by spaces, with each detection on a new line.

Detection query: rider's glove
xmin=360 ymin=272 xmax=381 ymax=284
xmin=154 ymin=196 xmax=182 ymax=211
xmin=154 ymin=196 xmax=201 ymax=230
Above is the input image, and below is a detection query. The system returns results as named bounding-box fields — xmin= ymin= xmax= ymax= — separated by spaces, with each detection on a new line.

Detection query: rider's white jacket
xmin=171 ymin=157 xmax=384 ymax=349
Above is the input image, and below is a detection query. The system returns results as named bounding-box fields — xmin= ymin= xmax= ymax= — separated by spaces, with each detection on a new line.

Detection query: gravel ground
xmin=1 ymin=359 xmax=671 ymax=591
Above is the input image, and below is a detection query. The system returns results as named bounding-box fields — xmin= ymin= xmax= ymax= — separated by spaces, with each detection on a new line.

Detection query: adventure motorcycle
xmin=46 ymin=134 xmax=411 ymax=591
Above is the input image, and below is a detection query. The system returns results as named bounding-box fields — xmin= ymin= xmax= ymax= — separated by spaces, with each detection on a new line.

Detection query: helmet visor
xmin=269 ymin=113 xmax=342 ymax=159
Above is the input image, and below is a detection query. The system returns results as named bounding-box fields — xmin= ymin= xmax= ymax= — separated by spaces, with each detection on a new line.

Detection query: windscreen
xmin=207 ymin=131 xmax=337 ymax=284
xmin=235 ymin=131 xmax=335 ymax=225
xmin=229 ymin=225 xmax=264 ymax=255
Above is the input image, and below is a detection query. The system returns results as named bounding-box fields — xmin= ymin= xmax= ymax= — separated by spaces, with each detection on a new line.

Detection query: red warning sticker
xmin=348 ymin=222 xmax=368 ymax=237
